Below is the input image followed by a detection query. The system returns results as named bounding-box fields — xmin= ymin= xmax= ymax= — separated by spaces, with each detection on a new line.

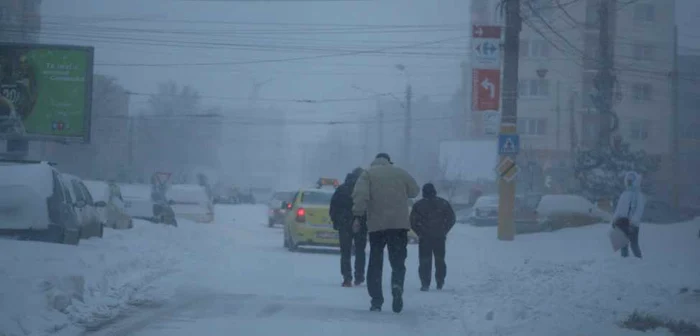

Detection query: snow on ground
xmin=1 ymin=204 xmax=699 ymax=336
xmin=0 ymin=219 xmax=205 ymax=336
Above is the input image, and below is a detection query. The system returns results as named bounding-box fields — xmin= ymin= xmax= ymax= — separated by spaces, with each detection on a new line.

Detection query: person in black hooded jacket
xmin=329 ymin=168 xmax=367 ymax=287
xmin=410 ymin=183 xmax=455 ymax=291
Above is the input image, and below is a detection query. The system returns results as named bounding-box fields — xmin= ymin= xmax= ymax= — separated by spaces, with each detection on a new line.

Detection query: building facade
xmin=677 ymin=55 xmax=700 ymax=206
xmin=481 ymin=0 xmax=675 ymax=195
xmin=0 ymin=0 xmax=42 ymax=43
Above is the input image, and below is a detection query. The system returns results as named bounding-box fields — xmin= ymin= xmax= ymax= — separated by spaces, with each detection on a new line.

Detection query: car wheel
xmin=268 ymin=219 xmax=274 ymax=228
xmin=283 ymin=232 xmax=289 ymax=248
xmin=98 ymin=223 xmax=104 ymax=238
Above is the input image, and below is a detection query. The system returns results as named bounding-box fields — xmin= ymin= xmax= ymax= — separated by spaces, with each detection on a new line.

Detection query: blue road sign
xmin=498 ymin=134 xmax=520 ymax=155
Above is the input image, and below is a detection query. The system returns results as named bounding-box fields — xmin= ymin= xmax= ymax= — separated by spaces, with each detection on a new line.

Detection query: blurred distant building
xmin=131 ymin=110 xmax=222 ymax=183
xmin=677 ymin=54 xmax=700 ymax=206
xmin=0 ymin=0 xmax=42 ymax=43
xmin=217 ymin=106 xmax=288 ymax=190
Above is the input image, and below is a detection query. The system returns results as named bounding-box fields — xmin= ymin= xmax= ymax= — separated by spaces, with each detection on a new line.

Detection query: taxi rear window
xmin=301 ymin=191 xmax=332 ymax=205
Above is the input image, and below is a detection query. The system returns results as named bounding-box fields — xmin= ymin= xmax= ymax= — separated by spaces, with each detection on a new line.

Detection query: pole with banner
xmin=471 ymin=25 xmax=502 ymax=137
xmin=496 ymin=0 xmax=522 ymax=241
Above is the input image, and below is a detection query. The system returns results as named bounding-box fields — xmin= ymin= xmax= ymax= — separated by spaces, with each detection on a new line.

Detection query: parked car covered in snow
xmin=167 ymin=184 xmax=215 ymax=223
xmin=62 ymin=174 xmax=105 ymax=239
xmin=0 ymin=160 xmax=80 ymax=245
xmin=83 ymin=180 xmax=133 ymax=230
xmin=469 ymin=195 xmax=499 ymax=226
xmin=120 ymin=184 xmax=177 ymax=226
xmin=517 ymin=194 xmax=611 ymax=233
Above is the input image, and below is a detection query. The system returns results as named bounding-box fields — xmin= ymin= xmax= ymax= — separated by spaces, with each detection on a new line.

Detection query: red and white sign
xmin=472 ymin=69 xmax=501 ymax=112
xmin=154 ymin=172 xmax=172 ymax=185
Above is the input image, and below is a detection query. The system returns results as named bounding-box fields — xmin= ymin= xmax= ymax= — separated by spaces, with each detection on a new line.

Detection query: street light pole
xmin=404 ymin=83 xmax=412 ymax=169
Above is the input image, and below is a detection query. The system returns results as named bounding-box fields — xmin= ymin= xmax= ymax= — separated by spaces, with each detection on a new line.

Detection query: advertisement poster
xmin=0 ymin=43 xmax=94 ymax=143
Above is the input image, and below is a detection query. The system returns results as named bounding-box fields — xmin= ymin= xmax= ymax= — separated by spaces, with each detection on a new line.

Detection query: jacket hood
xmin=623 ymin=171 xmax=642 ymax=191
xmin=422 ymin=183 xmax=437 ymax=198
xmin=370 ymin=157 xmax=392 ymax=167
xmin=344 ymin=173 xmax=355 ymax=184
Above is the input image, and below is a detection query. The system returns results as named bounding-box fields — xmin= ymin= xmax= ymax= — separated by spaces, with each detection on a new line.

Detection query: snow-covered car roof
xmin=474 ymin=195 xmax=499 ymax=208
xmin=0 ymin=162 xmax=55 ymax=230
xmin=0 ymin=162 xmax=54 ymax=198
xmin=536 ymin=194 xmax=611 ymax=220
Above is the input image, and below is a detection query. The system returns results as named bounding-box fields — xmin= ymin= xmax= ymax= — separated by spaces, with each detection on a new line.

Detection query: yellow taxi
xmin=283 ymin=187 xmax=339 ymax=251
xmin=282 ymin=180 xmax=418 ymax=251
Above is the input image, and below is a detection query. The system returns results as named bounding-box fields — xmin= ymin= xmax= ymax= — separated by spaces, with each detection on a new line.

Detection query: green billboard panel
xmin=0 ymin=43 xmax=94 ymax=143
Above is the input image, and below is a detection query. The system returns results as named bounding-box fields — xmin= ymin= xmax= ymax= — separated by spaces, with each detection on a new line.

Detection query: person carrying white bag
xmin=610 ymin=171 xmax=646 ymax=259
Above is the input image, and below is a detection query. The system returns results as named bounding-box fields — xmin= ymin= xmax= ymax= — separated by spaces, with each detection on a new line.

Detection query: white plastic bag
xmin=609 ymin=226 xmax=629 ymax=252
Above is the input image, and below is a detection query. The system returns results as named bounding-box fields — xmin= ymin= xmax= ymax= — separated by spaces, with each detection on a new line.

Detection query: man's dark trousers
xmin=339 ymin=227 xmax=367 ymax=282
xmin=418 ymin=236 xmax=446 ymax=288
xmin=366 ymin=229 xmax=408 ymax=307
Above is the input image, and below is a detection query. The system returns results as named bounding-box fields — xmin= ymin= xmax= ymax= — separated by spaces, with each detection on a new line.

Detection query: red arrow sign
xmin=472 ymin=69 xmax=501 ymax=111
xmin=472 ymin=25 xmax=502 ymax=39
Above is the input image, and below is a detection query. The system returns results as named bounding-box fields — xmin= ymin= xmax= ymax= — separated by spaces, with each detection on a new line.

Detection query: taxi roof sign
xmin=316 ymin=177 xmax=339 ymax=188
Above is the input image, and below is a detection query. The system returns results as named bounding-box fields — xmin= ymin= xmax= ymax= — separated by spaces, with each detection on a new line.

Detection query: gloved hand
xmin=352 ymin=217 xmax=362 ymax=233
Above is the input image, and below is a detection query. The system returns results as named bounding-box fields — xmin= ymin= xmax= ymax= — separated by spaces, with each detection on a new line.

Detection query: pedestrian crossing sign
xmin=498 ymin=134 xmax=520 ymax=155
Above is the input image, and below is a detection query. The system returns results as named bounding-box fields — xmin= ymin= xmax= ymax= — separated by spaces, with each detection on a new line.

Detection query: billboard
xmin=0 ymin=43 xmax=94 ymax=143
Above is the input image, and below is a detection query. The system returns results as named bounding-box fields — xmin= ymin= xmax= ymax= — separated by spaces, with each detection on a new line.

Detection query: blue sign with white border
xmin=498 ymin=134 xmax=520 ymax=155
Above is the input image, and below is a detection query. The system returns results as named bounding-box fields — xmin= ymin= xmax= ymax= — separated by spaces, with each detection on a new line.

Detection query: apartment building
xmin=677 ymin=55 xmax=700 ymax=204
xmin=510 ymin=0 xmax=675 ymax=196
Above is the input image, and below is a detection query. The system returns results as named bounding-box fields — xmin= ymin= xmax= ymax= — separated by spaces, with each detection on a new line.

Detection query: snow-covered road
xmin=2 ymin=204 xmax=699 ymax=336
xmin=86 ymin=204 xmax=466 ymax=336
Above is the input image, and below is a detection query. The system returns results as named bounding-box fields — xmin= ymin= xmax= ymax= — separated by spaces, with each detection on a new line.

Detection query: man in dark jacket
xmin=330 ymin=168 xmax=367 ymax=287
xmin=410 ymin=183 xmax=456 ymax=291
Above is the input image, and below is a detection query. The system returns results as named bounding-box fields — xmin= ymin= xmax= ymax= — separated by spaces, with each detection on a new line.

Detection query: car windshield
xmin=272 ymin=192 xmax=295 ymax=202
xmin=301 ymin=191 xmax=332 ymax=205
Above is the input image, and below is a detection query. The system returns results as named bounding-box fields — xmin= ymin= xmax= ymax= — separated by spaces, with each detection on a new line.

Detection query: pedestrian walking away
xmin=352 ymin=153 xmax=419 ymax=313
xmin=410 ymin=183 xmax=456 ymax=291
xmin=611 ymin=171 xmax=646 ymax=259
xmin=330 ymin=168 xmax=367 ymax=287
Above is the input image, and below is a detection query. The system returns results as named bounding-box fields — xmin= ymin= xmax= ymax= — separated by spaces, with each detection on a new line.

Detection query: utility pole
xmin=377 ymin=100 xmax=384 ymax=152
xmin=671 ymin=25 xmax=680 ymax=208
xmin=404 ymin=84 xmax=412 ymax=169
xmin=496 ymin=0 xmax=521 ymax=241
xmin=555 ymin=81 xmax=561 ymax=150
xmin=594 ymin=0 xmax=616 ymax=147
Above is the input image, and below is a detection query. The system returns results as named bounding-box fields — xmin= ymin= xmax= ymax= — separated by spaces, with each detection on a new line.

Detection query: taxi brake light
xmin=296 ymin=207 xmax=306 ymax=222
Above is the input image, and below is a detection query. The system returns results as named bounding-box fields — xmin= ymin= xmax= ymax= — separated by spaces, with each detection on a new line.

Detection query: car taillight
xmin=296 ymin=208 xmax=306 ymax=222
xmin=286 ymin=203 xmax=292 ymax=209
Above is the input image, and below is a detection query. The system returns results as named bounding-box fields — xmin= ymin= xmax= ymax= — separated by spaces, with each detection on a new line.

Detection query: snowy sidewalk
xmin=0 ymin=220 xmax=208 ymax=336
xmin=447 ymin=220 xmax=700 ymax=335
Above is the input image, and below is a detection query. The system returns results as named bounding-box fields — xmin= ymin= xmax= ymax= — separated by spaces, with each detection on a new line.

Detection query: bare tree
xmin=436 ymin=157 xmax=463 ymax=203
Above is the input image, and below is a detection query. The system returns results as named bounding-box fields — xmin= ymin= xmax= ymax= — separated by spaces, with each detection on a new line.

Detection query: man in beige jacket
xmin=352 ymin=153 xmax=420 ymax=313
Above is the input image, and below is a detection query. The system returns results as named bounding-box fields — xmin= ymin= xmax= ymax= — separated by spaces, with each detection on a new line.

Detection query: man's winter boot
xmin=391 ymin=285 xmax=403 ymax=313
xmin=420 ymin=286 xmax=429 ymax=292
xmin=342 ymin=280 xmax=352 ymax=287
xmin=354 ymin=275 xmax=365 ymax=286
xmin=370 ymin=305 xmax=381 ymax=312
xmin=437 ymin=282 xmax=444 ymax=290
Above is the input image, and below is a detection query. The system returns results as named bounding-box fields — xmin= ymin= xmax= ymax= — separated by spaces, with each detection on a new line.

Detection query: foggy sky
xmin=40 ymin=0 xmax=470 ymax=122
